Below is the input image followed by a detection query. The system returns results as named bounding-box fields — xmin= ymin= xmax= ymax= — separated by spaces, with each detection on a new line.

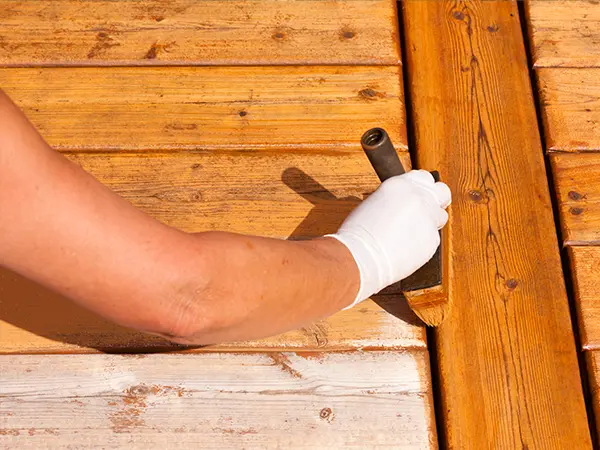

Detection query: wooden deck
xmin=0 ymin=0 xmax=438 ymax=447
xmin=0 ymin=0 xmax=598 ymax=447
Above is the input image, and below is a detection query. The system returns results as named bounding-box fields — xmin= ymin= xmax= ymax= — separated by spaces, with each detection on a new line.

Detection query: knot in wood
xmin=319 ymin=407 xmax=332 ymax=420
xmin=568 ymin=191 xmax=584 ymax=201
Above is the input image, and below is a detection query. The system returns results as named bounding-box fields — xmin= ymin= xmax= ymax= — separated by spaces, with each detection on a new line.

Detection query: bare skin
xmin=0 ymin=90 xmax=359 ymax=345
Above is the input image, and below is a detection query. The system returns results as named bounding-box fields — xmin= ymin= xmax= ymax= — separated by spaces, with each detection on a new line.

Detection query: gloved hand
xmin=327 ymin=170 xmax=451 ymax=308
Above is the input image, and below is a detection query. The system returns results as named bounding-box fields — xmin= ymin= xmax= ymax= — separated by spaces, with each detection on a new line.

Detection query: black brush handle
xmin=360 ymin=128 xmax=443 ymax=295
xmin=361 ymin=128 xmax=441 ymax=183
xmin=360 ymin=128 xmax=406 ymax=181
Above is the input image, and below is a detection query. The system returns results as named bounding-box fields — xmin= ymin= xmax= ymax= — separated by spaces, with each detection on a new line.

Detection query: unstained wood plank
xmin=568 ymin=246 xmax=600 ymax=350
xmin=526 ymin=0 xmax=600 ymax=68
xmin=0 ymin=151 xmax=423 ymax=354
xmin=0 ymin=67 xmax=407 ymax=151
xmin=551 ymin=152 xmax=600 ymax=245
xmin=0 ymin=352 xmax=436 ymax=448
xmin=402 ymin=1 xmax=591 ymax=447
xmin=537 ymin=68 xmax=600 ymax=151
xmin=0 ymin=0 xmax=401 ymax=66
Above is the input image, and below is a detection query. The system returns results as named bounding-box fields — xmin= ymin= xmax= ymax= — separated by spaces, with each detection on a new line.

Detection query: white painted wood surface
xmin=0 ymin=351 xmax=436 ymax=448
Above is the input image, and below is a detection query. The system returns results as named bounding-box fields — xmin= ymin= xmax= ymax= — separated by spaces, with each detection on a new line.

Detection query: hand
xmin=327 ymin=170 xmax=451 ymax=307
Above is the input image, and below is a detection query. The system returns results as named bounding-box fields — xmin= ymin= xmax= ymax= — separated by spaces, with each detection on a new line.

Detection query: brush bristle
xmin=412 ymin=305 xmax=448 ymax=327
xmin=404 ymin=286 xmax=451 ymax=327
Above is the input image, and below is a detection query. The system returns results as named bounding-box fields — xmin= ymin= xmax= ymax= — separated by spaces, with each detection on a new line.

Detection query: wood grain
xmin=0 ymin=0 xmax=401 ymax=66
xmin=568 ymin=246 xmax=600 ymax=350
xmin=586 ymin=351 xmax=600 ymax=440
xmin=0 ymin=269 xmax=425 ymax=354
xmin=551 ymin=152 xmax=600 ymax=245
xmin=0 ymin=66 xmax=407 ymax=151
xmin=65 ymin=151 xmax=409 ymax=236
xmin=402 ymin=1 xmax=592 ymax=447
xmin=537 ymin=68 xmax=600 ymax=152
xmin=0 ymin=151 xmax=424 ymax=354
xmin=0 ymin=352 xmax=437 ymax=448
xmin=525 ymin=0 xmax=600 ymax=68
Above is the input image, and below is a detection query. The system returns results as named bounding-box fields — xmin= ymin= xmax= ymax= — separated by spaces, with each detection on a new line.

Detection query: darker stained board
xmin=402 ymin=1 xmax=592 ymax=447
xmin=0 ymin=66 xmax=407 ymax=152
xmin=551 ymin=152 xmax=600 ymax=245
xmin=0 ymin=0 xmax=401 ymax=66
xmin=537 ymin=69 xmax=600 ymax=152
xmin=568 ymin=246 xmax=600 ymax=351
xmin=0 ymin=151 xmax=425 ymax=354
xmin=525 ymin=0 xmax=600 ymax=68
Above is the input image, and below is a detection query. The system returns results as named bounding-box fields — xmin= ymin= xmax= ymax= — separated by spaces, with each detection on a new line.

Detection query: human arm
xmin=0 ymin=90 xmax=450 ymax=345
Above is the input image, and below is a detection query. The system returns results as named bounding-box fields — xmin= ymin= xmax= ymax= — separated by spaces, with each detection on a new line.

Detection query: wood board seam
xmin=0 ymin=346 xmax=432 ymax=356
xmin=0 ymin=61 xmax=403 ymax=68
xmin=548 ymin=149 xmax=600 ymax=154
xmin=564 ymin=242 xmax=600 ymax=248
xmin=38 ymin=145 xmax=411 ymax=157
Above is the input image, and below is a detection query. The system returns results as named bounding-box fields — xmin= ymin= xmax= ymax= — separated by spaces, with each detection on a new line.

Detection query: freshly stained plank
xmin=526 ymin=0 xmax=600 ymax=68
xmin=0 ymin=270 xmax=424 ymax=353
xmin=551 ymin=153 xmax=600 ymax=245
xmin=402 ymin=1 xmax=591 ymax=447
xmin=586 ymin=351 xmax=600 ymax=439
xmin=568 ymin=246 xmax=600 ymax=350
xmin=0 ymin=67 xmax=407 ymax=151
xmin=537 ymin=68 xmax=600 ymax=151
xmin=0 ymin=352 xmax=437 ymax=448
xmin=65 ymin=151 xmax=410 ymax=236
xmin=0 ymin=0 xmax=401 ymax=66
xmin=0 ymin=151 xmax=423 ymax=354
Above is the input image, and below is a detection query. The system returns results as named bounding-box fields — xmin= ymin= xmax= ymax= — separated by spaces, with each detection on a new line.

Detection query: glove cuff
xmin=325 ymin=232 xmax=385 ymax=309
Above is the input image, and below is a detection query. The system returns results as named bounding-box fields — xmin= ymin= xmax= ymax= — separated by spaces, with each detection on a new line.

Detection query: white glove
xmin=327 ymin=170 xmax=451 ymax=308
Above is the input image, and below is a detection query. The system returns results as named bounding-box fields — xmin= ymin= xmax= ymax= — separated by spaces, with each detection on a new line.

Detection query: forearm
xmin=176 ymin=232 xmax=357 ymax=344
xmin=0 ymin=90 xmax=358 ymax=343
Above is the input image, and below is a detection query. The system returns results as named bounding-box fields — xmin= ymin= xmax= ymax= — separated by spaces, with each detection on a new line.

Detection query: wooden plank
xmin=65 ymin=151 xmax=410 ymax=236
xmin=0 ymin=352 xmax=436 ymax=448
xmin=0 ymin=151 xmax=424 ymax=354
xmin=0 ymin=66 xmax=407 ymax=151
xmin=402 ymin=1 xmax=592 ymax=447
xmin=537 ymin=68 xmax=600 ymax=152
xmin=0 ymin=0 xmax=401 ymax=66
xmin=568 ymin=246 xmax=600 ymax=350
xmin=525 ymin=0 xmax=600 ymax=68
xmin=0 ymin=270 xmax=425 ymax=354
xmin=586 ymin=351 xmax=600 ymax=440
xmin=551 ymin=152 xmax=600 ymax=245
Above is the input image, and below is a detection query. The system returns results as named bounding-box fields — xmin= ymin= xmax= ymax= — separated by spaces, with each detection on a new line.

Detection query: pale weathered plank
xmin=402 ymin=1 xmax=592 ymax=447
xmin=537 ymin=68 xmax=600 ymax=151
xmin=551 ymin=152 xmax=600 ymax=245
xmin=0 ymin=66 xmax=407 ymax=151
xmin=526 ymin=0 xmax=600 ymax=68
xmin=0 ymin=352 xmax=436 ymax=448
xmin=0 ymin=0 xmax=401 ymax=66
xmin=568 ymin=246 xmax=600 ymax=350
xmin=0 ymin=151 xmax=424 ymax=354
xmin=586 ymin=351 xmax=600 ymax=440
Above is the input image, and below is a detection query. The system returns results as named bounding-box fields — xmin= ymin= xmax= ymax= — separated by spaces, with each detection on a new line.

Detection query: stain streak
xmin=88 ymin=32 xmax=120 ymax=59
xmin=145 ymin=41 xmax=178 ymax=59
xmin=268 ymin=353 xmax=302 ymax=379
